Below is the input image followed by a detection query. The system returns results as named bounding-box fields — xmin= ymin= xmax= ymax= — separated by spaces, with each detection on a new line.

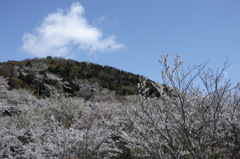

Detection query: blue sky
xmin=1 ymin=0 xmax=240 ymax=84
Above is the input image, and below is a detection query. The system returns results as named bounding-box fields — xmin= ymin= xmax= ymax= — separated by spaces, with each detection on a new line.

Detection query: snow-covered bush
xmin=0 ymin=77 xmax=126 ymax=158
xmin=71 ymin=101 xmax=125 ymax=158
xmin=122 ymin=54 xmax=240 ymax=158
xmin=1 ymin=55 xmax=240 ymax=158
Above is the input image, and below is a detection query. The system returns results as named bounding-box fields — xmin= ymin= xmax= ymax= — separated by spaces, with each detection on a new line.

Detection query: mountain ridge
xmin=0 ymin=56 xmax=160 ymax=100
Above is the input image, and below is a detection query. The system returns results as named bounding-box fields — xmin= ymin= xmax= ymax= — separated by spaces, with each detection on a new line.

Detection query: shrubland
xmin=0 ymin=55 xmax=240 ymax=158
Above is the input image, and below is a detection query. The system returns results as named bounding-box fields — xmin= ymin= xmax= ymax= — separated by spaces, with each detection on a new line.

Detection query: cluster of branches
xmin=123 ymin=54 xmax=240 ymax=158
xmin=0 ymin=76 xmax=125 ymax=159
xmin=1 ymin=54 xmax=240 ymax=158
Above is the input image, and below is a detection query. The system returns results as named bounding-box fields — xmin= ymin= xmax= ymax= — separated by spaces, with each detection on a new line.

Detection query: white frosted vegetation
xmin=1 ymin=55 xmax=240 ymax=158
xmin=0 ymin=77 xmax=124 ymax=158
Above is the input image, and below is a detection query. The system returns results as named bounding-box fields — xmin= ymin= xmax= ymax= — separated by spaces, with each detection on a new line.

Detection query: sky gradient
xmin=1 ymin=0 xmax=240 ymax=84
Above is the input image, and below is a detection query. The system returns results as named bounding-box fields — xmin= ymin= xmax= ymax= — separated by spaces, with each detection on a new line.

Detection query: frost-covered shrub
xmin=71 ymin=101 xmax=125 ymax=158
xmin=122 ymin=55 xmax=240 ymax=158
xmin=0 ymin=79 xmax=126 ymax=158
xmin=1 ymin=55 xmax=240 ymax=158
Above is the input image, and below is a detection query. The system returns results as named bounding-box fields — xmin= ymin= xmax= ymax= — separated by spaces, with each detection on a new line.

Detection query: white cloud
xmin=21 ymin=2 xmax=125 ymax=57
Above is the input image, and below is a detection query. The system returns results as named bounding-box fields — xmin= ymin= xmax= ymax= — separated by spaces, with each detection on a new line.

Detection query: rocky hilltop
xmin=0 ymin=56 xmax=159 ymax=100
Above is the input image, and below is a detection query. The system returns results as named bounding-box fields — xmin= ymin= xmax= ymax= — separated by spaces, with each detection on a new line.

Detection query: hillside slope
xmin=0 ymin=56 xmax=159 ymax=99
xmin=1 ymin=55 xmax=239 ymax=158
